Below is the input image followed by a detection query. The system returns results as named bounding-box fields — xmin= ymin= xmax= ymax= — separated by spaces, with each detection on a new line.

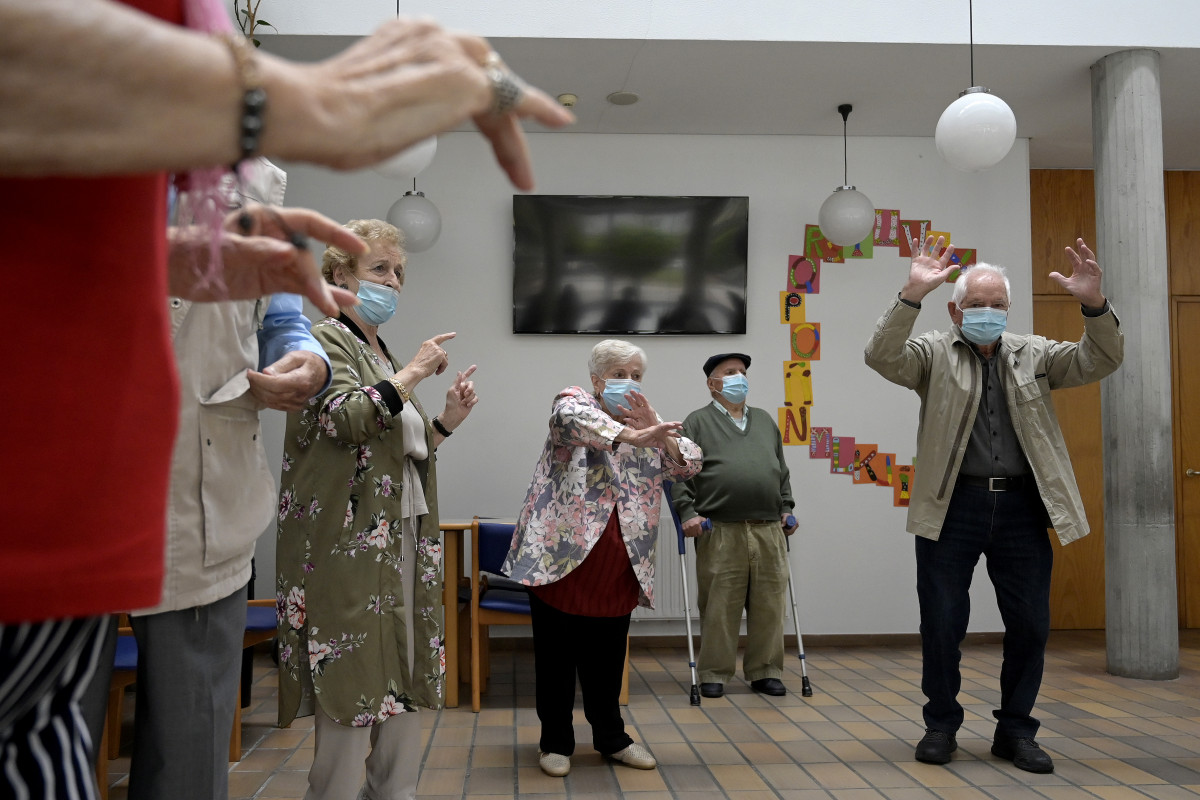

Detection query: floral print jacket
xmin=502 ymin=386 xmax=702 ymax=609
xmin=275 ymin=317 xmax=444 ymax=729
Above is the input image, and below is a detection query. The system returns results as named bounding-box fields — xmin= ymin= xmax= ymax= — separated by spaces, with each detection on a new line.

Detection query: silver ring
xmin=483 ymin=52 xmax=523 ymax=115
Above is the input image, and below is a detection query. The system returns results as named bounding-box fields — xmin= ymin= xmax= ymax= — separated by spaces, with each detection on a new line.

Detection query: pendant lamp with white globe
xmin=387 ymin=179 xmax=442 ymax=253
xmin=372 ymin=136 xmax=438 ymax=181
xmin=934 ymin=0 xmax=1017 ymax=172
xmin=817 ymin=104 xmax=876 ymax=248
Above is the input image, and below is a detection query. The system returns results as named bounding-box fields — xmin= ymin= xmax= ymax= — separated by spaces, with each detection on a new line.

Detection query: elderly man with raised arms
xmin=864 ymin=235 xmax=1123 ymax=774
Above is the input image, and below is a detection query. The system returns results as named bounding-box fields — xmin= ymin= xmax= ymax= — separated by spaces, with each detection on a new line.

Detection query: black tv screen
xmin=513 ymin=195 xmax=749 ymax=335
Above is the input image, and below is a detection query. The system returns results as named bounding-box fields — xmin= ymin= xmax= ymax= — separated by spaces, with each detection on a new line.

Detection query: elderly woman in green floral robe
xmin=275 ymin=219 xmax=477 ymax=800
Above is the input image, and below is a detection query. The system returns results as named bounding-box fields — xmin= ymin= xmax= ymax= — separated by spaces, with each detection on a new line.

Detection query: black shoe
xmin=914 ymin=729 xmax=957 ymax=764
xmin=750 ymin=678 xmax=786 ymax=696
xmin=699 ymin=683 xmax=724 ymax=698
xmin=991 ymin=734 xmax=1054 ymax=773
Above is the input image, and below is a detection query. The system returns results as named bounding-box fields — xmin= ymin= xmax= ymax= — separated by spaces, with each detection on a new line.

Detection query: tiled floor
xmin=102 ymin=630 xmax=1200 ymax=799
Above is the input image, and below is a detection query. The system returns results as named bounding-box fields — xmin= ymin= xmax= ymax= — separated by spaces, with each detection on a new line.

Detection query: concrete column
xmin=1091 ymin=49 xmax=1178 ymax=679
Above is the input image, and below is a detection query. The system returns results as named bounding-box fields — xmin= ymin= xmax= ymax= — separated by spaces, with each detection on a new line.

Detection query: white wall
xmin=253 ymin=130 xmax=1033 ymax=636
xmin=257 ymin=0 xmax=1200 ymax=48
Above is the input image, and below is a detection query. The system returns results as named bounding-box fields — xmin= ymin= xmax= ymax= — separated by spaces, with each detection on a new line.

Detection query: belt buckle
xmin=988 ymin=477 xmax=1004 ymax=492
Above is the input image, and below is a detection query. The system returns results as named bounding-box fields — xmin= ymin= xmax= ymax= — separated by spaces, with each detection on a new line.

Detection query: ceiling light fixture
xmin=372 ymin=136 xmax=437 ymax=181
xmin=817 ymin=104 xmax=876 ymax=248
xmin=934 ymin=0 xmax=1017 ymax=172
xmin=606 ymin=91 xmax=639 ymax=106
xmin=387 ymin=178 xmax=442 ymax=253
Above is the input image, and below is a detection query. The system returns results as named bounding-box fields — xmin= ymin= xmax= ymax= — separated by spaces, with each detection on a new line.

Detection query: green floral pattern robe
xmin=276 ymin=317 xmax=444 ymax=728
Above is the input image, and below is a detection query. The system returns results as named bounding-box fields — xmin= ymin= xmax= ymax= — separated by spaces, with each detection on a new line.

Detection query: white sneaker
xmin=539 ymin=751 xmax=571 ymax=777
xmin=609 ymin=742 xmax=657 ymax=769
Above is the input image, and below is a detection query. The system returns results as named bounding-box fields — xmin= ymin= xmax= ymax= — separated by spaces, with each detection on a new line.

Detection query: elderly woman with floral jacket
xmin=275 ymin=219 xmax=478 ymax=800
xmin=503 ymin=339 xmax=702 ymax=778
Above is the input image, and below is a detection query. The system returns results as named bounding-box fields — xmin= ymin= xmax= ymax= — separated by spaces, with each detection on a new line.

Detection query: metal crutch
xmin=783 ymin=515 xmax=814 ymax=696
xmin=665 ymin=483 xmax=702 ymax=705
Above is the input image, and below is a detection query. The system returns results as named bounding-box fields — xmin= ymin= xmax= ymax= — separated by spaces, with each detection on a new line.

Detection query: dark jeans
xmin=916 ymin=482 xmax=1052 ymax=739
xmin=529 ymin=593 xmax=633 ymax=757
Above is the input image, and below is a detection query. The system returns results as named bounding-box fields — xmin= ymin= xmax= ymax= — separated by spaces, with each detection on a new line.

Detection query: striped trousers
xmin=0 ymin=616 xmax=109 ymax=800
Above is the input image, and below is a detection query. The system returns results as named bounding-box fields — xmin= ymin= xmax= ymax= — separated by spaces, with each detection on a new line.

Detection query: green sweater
xmin=672 ymin=403 xmax=794 ymax=523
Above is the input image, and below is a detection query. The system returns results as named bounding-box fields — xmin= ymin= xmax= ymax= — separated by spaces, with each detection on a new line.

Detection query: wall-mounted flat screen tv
xmin=513 ymin=195 xmax=749 ymax=335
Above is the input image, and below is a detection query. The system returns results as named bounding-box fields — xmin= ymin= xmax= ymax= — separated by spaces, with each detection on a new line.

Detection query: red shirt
xmin=0 ymin=0 xmax=183 ymax=623
xmin=531 ymin=510 xmax=640 ymax=617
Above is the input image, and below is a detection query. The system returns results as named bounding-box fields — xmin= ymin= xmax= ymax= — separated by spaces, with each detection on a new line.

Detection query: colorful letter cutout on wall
xmin=783 ymin=361 xmax=813 ymax=412
xmin=894 ymin=464 xmax=914 ymax=507
xmin=875 ymin=453 xmax=897 ymax=487
xmin=809 ymin=427 xmax=832 ymax=459
xmin=780 ymin=292 xmax=805 ymax=324
xmin=787 ymin=255 xmax=821 ymax=294
xmin=874 ymin=209 xmax=901 ymax=247
xmin=778 ymin=407 xmax=809 ymax=446
xmin=790 ymin=323 xmax=821 ymax=361
xmin=804 ymin=224 xmax=845 ymax=264
xmin=831 ymin=435 xmax=855 ymax=475
xmin=853 ymin=444 xmax=879 ymax=485
xmin=897 ymin=220 xmax=932 ymax=258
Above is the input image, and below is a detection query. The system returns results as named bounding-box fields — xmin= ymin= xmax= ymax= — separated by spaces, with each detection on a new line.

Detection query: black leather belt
xmin=957 ymin=474 xmax=1032 ymax=492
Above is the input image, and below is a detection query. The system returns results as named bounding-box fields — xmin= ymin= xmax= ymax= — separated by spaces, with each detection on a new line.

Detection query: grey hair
xmin=588 ymin=339 xmax=647 ymax=379
xmin=951 ymin=262 xmax=1011 ymax=307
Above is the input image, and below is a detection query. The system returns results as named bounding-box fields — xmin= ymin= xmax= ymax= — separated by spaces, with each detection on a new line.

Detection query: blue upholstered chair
xmin=96 ymin=599 xmax=278 ymax=795
xmin=469 ymin=519 xmax=532 ymax=712
xmin=467 ymin=517 xmax=630 ymax=712
xmin=230 ymin=599 xmax=278 ymax=759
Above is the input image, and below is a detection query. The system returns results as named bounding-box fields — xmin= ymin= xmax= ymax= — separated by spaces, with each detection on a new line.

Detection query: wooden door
xmin=1174 ymin=299 xmax=1200 ymax=627
xmin=1033 ymin=296 xmax=1107 ymax=628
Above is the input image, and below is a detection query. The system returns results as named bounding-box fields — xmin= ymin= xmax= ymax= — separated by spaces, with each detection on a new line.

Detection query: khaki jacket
xmin=864 ymin=297 xmax=1124 ymax=545
xmin=136 ymin=298 xmax=273 ymax=616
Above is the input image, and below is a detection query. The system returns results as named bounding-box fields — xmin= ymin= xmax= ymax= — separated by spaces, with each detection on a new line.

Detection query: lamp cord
xmin=842 ymin=114 xmax=848 ymax=186
xmin=969 ymin=0 xmax=975 ymax=87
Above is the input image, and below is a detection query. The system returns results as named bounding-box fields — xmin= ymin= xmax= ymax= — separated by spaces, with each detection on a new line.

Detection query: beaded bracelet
xmin=217 ymin=34 xmax=267 ymax=170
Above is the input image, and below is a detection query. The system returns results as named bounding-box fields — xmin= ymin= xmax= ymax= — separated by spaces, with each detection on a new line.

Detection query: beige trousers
xmin=303 ymin=514 xmax=422 ymax=800
xmin=694 ymin=520 xmax=788 ymax=684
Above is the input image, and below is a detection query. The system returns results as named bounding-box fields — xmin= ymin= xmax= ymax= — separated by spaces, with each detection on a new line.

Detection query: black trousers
xmin=916 ymin=483 xmax=1053 ymax=738
xmin=0 ymin=615 xmax=110 ymax=800
xmin=529 ymin=593 xmax=633 ymax=757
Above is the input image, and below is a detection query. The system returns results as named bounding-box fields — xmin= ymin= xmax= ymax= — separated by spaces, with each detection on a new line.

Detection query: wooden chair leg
xmin=229 ymin=682 xmax=242 ymax=762
xmin=470 ymin=615 xmax=482 ymax=713
xmin=106 ymin=687 xmax=123 ymax=760
xmin=480 ymin=624 xmax=491 ymax=693
xmin=95 ymin=718 xmax=109 ymax=800
xmin=619 ymin=636 xmax=630 ymax=706
xmin=458 ymin=608 xmax=471 ymax=685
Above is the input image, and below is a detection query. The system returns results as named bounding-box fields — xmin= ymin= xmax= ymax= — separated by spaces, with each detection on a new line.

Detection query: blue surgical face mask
xmin=356 ymin=280 xmax=399 ymax=325
xmin=720 ymin=374 xmax=749 ymax=404
xmin=600 ymin=379 xmax=641 ymax=416
xmin=959 ymin=307 xmax=1007 ymax=345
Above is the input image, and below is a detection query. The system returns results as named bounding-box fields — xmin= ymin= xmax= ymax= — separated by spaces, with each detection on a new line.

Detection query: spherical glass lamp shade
xmin=817 ymin=186 xmax=876 ymax=247
xmin=386 ymin=191 xmax=442 ymax=253
xmin=372 ymin=136 xmax=437 ymax=180
xmin=935 ymin=87 xmax=1017 ymax=172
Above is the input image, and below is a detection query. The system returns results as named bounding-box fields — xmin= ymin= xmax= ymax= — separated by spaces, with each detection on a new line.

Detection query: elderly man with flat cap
xmin=671 ymin=353 xmax=797 ymax=698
